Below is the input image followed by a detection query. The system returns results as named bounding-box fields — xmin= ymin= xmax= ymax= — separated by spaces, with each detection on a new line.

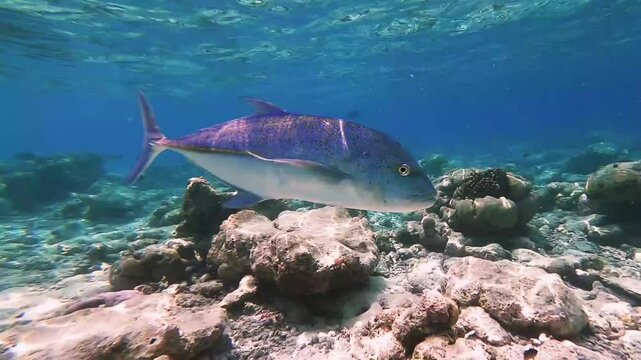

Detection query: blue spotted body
xmin=127 ymin=93 xmax=436 ymax=212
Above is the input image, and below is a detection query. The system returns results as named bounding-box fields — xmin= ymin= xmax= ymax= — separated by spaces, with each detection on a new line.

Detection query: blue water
xmin=2 ymin=0 xmax=640 ymax=173
xmin=1 ymin=0 xmax=641 ymax=346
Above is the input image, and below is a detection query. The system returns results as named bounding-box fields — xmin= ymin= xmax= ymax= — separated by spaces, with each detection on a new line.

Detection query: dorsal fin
xmin=242 ymin=97 xmax=287 ymax=116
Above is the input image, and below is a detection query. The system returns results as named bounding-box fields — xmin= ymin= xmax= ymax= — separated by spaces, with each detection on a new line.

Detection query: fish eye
xmin=398 ymin=164 xmax=411 ymax=177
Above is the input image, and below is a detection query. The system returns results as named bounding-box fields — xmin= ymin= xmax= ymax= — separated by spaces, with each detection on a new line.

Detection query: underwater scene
xmin=1 ymin=0 xmax=641 ymax=359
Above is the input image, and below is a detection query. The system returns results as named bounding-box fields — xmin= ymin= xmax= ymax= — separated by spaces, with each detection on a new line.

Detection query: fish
xmin=126 ymin=92 xmax=436 ymax=212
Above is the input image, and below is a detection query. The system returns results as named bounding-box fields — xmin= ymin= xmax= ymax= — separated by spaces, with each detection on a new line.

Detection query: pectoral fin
xmin=223 ymin=190 xmax=265 ymax=209
xmin=245 ymin=151 xmax=350 ymax=182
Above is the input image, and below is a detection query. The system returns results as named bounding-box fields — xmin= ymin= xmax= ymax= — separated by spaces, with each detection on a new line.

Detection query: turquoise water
xmin=2 ymin=1 xmax=640 ymax=165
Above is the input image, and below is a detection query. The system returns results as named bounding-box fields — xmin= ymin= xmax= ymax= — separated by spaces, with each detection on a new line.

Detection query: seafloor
xmin=1 ymin=140 xmax=640 ymax=360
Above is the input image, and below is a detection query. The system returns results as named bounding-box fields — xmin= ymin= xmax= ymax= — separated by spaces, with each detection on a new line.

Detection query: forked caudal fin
xmin=125 ymin=92 xmax=167 ymax=185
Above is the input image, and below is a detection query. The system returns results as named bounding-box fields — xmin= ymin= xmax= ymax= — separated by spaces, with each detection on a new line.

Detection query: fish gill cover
xmin=1 ymin=1 xmax=641 ymax=360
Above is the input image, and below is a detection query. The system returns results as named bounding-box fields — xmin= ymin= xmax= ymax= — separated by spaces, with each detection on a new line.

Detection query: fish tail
xmin=125 ymin=91 xmax=167 ymax=185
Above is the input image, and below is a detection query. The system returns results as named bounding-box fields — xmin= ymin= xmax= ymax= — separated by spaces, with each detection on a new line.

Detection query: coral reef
xmin=564 ymin=142 xmax=626 ymax=175
xmin=2 ymin=150 xmax=641 ymax=360
xmin=437 ymin=168 xmax=537 ymax=235
xmin=452 ymin=168 xmax=512 ymax=200
xmin=586 ymin=161 xmax=641 ymax=216
xmin=77 ymin=181 xmax=153 ymax=222
xmin=0 ymin=153 xmax=104 ymax=211
xmin=539 ymin=181 xmax=589 ymax=212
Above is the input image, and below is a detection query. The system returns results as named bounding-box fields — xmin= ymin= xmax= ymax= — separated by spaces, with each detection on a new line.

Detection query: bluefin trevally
xmin=127 ymin=93 xmax=436 ymax=212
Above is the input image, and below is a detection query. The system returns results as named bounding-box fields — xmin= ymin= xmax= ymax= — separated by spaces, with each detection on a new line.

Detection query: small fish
xmin=127 ymin=93 xmax=436 ymax=212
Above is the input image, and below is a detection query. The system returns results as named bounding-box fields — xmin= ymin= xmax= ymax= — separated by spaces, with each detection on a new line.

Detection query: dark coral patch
xmin=453 ymin=169 xmax=511 ymax=200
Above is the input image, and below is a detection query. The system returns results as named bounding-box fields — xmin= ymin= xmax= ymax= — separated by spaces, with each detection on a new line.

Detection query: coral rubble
xmin=2 ymin=154 xmax=641 ymax=360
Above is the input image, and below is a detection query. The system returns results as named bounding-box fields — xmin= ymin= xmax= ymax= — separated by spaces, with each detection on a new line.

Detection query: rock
xmin=445 ymin=257 xmax=588 ymax=338
xmin=396 ymin=244 xmax=429 ymax=260
xmin=208 ymin=207 xmax=378 ymax=296
xmin=346 ymin=330 xmax=406 ymax=360
xmin=406 ymin=253 xmax=447 ymax=294
xmin=46 ymin=221 xmax=87 ymax=245
xmin=420 ymin=216 xmax=444 ymax=241
xmin=403 ymin=215 xmax=449 ymax=251
xmin=453 ymin=196 xmax=519 ymax=231
xmin=443 ymin=230 xmax=467 ymax=257
xmin=207 ymin=210 xmax=275 ymax=283
xmin=586 ymin=223 xmax=629 ymax=245
xmin=0 ymin=292 xmax=227 ymax=360
xmin=175 ymin=177 xmax=236 ymax=254
xmin=78 ymin=182 xmax=145 ymax=222
xmin=512 ymin=249 xmax=604 ymax=279
xmin=602 ymin=276 xmax=641 ymax=302
xmin=129 ymin=238 xmax=159 ymax=251
xmin=0 ymin=198 xmax=12 ymax=216
xmin=148 ymin=198 xmax=183 ymax=227
xmin=535 ymin=339 xmax=610 ymax=360
xmin=403 ymin=220 xmax=425 ymax=244
xmin=580 ymin=284 xmax=636 ymax=340
xmin=438 ymin=221 xmax=512 ymax=261
xmin=250 ymin=199 xmax=312 ymax=220
xmin=392 ymin=291 xmax=459 ymax=350
xmin=59 ymin=198 xmax=86 ymax=219
xmin=585 ymin=161 xmax=641 ymax=215
xmin=564 ymin=142 xmax=622 ymax=175
xmin=2 ymin=153 xmax=104 ymax=211
xmin=573 ymin=269 xmax=601 ymax=288
xmin=411 ymin=336 xmax=499 ymax=360
xmin=332 ymin=308 xmax=408 ymax=359
xmin=540 ymin=182 xmax=586 ymax=211
xmin=517 ymin=194 xmax=540 ymax=226
xmin=464 ymin=243 xmax=511 ymax=261
xmin=190 ymin=280 xmax=224 ymax=298
xmin=109 ymin=243 xmax=196 ymax=290
xmin=55 ymin=290 xmax=140 ymax=316
xmin=455 ymin=306 xmax=513 ymax=346
xmin=507 ymin=173 xmax=532 ymax=202
xmin=220 ymin=275 xmax=258 ymax=309
xmin=621 ymin=330 xmax=641 ymax=359
xmin=165 ymin=238 xmax=197 ymax=260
